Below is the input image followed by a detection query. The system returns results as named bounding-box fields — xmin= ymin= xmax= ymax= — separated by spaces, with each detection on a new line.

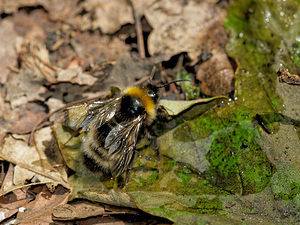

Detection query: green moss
xmin=159 ymin=103 xmax=276 ymax=194
xmin=145 ymin=171 xmax=159 ymax=184
xmin=173 ymin=123 xmax=196 ymax=142
xmin=171 ymin=162 xmax=229 ymax=196
xmin=159 ymin=197 xmax=222 ymax=214
xmin=165 ymin=159 xmax=177 ymax=171
xmin=274 ymin=182 xmax=300 ymax=200
xmin=177 ymin=105 xmax=276 ymax=194
xmin=194 ymin=197 xmax=223 ymax=214
xmin=271 ymin=165 xmax=300 ymax=201
xmin=224 ymin=0 xmax=300 ymax=112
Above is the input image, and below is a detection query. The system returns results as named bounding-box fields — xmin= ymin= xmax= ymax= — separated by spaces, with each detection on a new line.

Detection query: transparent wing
xmin=63 ymin=102 xmax=90 ymax=130
xmin=79 ymin=97 xmax=121 ymax=131
xmin=104 ymin=115 xmax=145 ymax=176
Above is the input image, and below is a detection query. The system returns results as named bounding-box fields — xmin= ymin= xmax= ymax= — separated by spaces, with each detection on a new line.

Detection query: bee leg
xmin=122 ymin=151 xmax=137 ymax=190
xmin=154 ymin=139 xmax=163 ymax=175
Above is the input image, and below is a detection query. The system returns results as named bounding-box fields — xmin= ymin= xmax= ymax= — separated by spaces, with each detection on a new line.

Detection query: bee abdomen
xmin=83 ymin=153 xmax=105 ymax=174
xmin=81 ymin=132 xmax=119 ymax=177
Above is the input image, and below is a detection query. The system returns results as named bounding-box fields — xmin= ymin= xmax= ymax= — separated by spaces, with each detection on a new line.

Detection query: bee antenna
xmin=157 ymin=79 xmax=191 ymax=89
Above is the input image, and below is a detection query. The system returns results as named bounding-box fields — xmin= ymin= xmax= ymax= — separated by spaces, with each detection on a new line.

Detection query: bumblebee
xmin=64 ymin=84 xmax=160 ymax=185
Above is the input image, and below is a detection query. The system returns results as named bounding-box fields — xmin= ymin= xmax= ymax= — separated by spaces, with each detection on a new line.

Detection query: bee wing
xmin=104 ymin=115 xmax=145 ymax=176
xmin=71 ymin=97 xmax=121 ymax=131
xmin=64 ymin=103 xmax=90 ymax=130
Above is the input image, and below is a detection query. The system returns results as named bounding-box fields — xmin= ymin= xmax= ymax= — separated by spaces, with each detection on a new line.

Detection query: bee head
xmin=144 ymin=84 xmax=159 ymax=104
xmin=144 ymin=79 xmax=190 ymax=104
xmin=123 ymin=79 xmax=190 ymax=123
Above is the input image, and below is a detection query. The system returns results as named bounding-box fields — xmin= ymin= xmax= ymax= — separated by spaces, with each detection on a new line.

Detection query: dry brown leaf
xmin=0 ymin=20 xmax=18 ymax=84
xmin=87 ymin=0 xmax=134 ymax=33
xmin=46 ymin=98 xmax=65 ymax=114
xmin=42 ymin=0 xmax=79 ymax=22
xmin=71 ymin=32 xmax=130 ymax=66
xmin=16 ymin=40 xmax=98 ymax=86
xmin=15 ymin=185 xmax=70 ymax=224
xmin=56 ymin=67 xmax=97 ymax=86
xmin=12 ymin=9 xmax=56 ymax=44
xmin=5 ymin=71 xmax=47 ymax=108
xmin=145 ymin=0 xmax=226 ymax=59
xmin=0 ymin=87 xmax=9 ymax=141
xmin=0 ymin=131 xmax=67 ymax=193
xmin=130 ymin=0 xmax=156 ymax=16
xmin=196 ymin=45 xmax=235 ymax=96
xmin=53 ymin=201 xmax=105 ymax=220
xmin=0 ymin=163 xmax=14 ymax=194
xmin=6 ymin=102 xmax=47 ymax=134
xmin=53 ymin=201 xmax=139 ymax=221
xmin=146 ymin=0 xmax=224 ymax=59
xmin=0 ymin=188 xmax=27 ymax=223
xmin=105 ymin=54 xmax=153 ymax=90
xmin=17 ymin=40 xmax=57 ymax=83
xmin=146 ymin=0 xmax=234 ymax=96
xmin=0 ymin=0 xmax=79 ymax=25
xmin=0 ymin=0 xmax=44 ymax=14
xmin=145 ymin=0 xmax=225 ymax=60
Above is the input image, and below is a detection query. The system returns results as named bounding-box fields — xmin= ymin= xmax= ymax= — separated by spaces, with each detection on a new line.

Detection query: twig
xmin=130 ymin=0 xmax=145 ymax=58
xmin=51 ymin=39 xmax=65 ymax=51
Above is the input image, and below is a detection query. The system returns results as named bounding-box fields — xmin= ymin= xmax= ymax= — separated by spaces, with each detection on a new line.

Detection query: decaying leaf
xmin=5 ymin=71 xmax=47 ymax=108
xmin=146 ymin=1 xmax=234 ymax=96
xmin=159 ymin=96 xmax=228 ymax=116
xmin=56 ymin=67 xmax=97 ymax=86
xmin=0 ymin=128 xmax=68 ymax=195
xmin=0 ymin=0 xmax=44 ymax=14
xmin=71 ymin=33 xmax=130 ymax=66
xmin=75 ymin=189 xmax=136 ymax=209
xmin=15 ymin=185 xmax=70 ymax=225
xmin=52 ymin=201 xmax=105 ymax=220
xmin=17 ymin=40 xmax=57 ymax=83
xmin=146 ymin=0 xmax=226 ymax=60
xmin=53 ymin=200 xmax=139 ymax=221
xmin=0 ymin=188 xmax=27 ymax=223
xmin=104 ymin=53 xmax=153 ymax=90
xmin=16 ymin=40 xmax=98 ymax=87
xmin=11 ymin=9 xmax=54 ymax=45
xmin=277 ymin=67 xmax=300 ymax=85
xmin=84 ymin=0 xmax=134 ymax=34
xmin=6 ymin=102 xmax=47 ymax=134
xmin=0 ymin=20 xmax=18 ymax=84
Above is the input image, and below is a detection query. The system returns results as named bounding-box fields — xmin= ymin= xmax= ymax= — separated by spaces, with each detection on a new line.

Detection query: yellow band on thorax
xmin=124 ymin=87 xmax=156 ymax=120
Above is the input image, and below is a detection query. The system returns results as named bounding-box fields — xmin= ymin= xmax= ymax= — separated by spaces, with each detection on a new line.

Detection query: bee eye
xmin=147 ymin=90 xmax=155 ymax=98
